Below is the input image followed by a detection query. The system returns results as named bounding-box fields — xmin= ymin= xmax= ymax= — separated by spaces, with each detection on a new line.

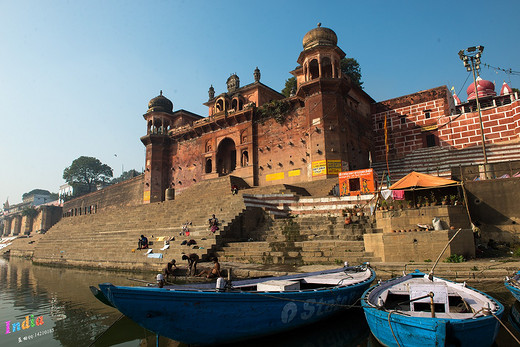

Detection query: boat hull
xmin=99 ymin=268 xmax=374 ymax=345
xmin=505 ymin=272 xmax=520 ymax=301
xmin=362 ymin=277 xmax=503 ymax=347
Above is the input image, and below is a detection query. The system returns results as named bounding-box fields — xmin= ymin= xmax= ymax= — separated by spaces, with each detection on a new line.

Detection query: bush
xmin=444 ymin=254 xmax=465 ymax=263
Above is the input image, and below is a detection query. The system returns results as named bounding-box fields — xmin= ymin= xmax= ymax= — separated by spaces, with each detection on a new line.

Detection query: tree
xmin=63 ymin=156 xmax=113 ymax=194
xmin=340 ymin=57 xmax=363 ymax=88
xmin=281 ymin=77 xmax=297 ymax=97
xmin=111 ymin=169 xmax=141 ymax=184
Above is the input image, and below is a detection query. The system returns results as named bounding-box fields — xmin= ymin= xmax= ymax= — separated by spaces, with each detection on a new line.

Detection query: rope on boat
xmin=428 ymin=228 xmax=463 ymax=280
xmin=491 ymin=311 xmax=520 ymax=345
xmin=88 ymin=314 xmax=124 ymax=347
xmin=387 ymin=311 xmax=401 ymax=347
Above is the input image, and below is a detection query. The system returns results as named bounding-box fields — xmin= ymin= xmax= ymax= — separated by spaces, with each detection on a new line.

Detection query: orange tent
xmin=389 ymin=171 xmax=458 ymax=190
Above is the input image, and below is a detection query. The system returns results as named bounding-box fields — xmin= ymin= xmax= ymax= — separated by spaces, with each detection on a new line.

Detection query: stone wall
xmin=63 ymin=175 xmax=144 ymax=216
xmin=364 ymin=228 xmax=475 ymax=262
xmin=464 ymin=177 xmax=520 ymax=243
xmin=375 ymin=205 xmax=470 ymax=233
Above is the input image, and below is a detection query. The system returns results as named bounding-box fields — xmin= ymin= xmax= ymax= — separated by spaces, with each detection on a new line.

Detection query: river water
xmin=0 ymin=257 xmax=518 ymax=346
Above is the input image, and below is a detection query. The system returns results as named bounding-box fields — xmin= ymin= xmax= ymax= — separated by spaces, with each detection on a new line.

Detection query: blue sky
xmin=1 ymin=0 xmax=519 ymax=204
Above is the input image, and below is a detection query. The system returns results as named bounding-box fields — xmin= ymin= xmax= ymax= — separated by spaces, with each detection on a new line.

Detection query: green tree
xmin=340 ymin=57 xmax=363 ymax=88
xmin=512 ymin=87 xmax=520 ymax=95
xmin=281 ymin=77 xmax=297 ymax=97
xmin=111 ymin=169 xmax=141 ymax=184
xmin=63 ymin=156 xmax=113 ymax=194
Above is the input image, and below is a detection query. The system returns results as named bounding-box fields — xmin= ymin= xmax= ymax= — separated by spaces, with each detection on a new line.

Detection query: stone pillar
xmin=13 ymin=215 xmax=22 ymax=236
xmin=5 ymin=217 xmax=13 ymax=236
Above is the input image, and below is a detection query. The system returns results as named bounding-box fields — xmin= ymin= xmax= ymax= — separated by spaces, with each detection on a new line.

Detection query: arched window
xmin=216 ymin=99 xmax=224 ymax=112
xmin=322 ymin=57 xmax=332 ymax=78
xmin=309 ymin=59 xmax=319 ymax=80
xmin=231 ymin=99 xmax=238 ymax=111
xmin=238 ymin=99 xmax=244 ymax=110
xmin=241 ymin=150 xmax=249 ymax=167
xmin=205 ymin=140 xmax=212 ymax=152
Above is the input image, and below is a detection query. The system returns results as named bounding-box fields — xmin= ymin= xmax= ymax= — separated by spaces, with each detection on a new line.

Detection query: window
xmin=426 ymin=134 xmax=436 ymax=147
xmin=400 ymin=117 xmax=406 ymax=124
xmin=424 ymin=110 xmax=431 ymax=119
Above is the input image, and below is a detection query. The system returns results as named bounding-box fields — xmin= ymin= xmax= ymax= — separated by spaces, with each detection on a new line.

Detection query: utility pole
xmin=458 ymin=46 xmax=488 ymax=178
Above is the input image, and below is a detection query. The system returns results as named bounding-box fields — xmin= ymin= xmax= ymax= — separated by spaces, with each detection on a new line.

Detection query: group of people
xmin=159 ymin=254 xmax=221 ymax=286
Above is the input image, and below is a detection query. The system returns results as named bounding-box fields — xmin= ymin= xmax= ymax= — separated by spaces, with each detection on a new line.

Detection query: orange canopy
xmin=389 ymin=171 xmax=458 ymax=190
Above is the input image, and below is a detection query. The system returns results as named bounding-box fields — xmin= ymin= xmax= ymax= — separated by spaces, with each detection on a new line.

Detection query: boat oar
xmin=428 ymin=228 xmax=462 ymax=281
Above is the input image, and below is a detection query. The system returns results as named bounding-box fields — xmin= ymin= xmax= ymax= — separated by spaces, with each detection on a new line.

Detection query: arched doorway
xmin=216 ymin=138 xmax=236 ymax=175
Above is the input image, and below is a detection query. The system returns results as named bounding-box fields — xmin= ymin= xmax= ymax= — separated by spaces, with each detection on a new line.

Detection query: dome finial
xmin=160 ymin=90 xmax=163 ymax=96
xmin=317 ymin=22 xmax=321 ymax=27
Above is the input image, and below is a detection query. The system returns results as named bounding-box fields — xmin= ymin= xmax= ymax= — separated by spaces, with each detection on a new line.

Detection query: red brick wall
xmin=372 ymin=87 xmax=520 ymax=162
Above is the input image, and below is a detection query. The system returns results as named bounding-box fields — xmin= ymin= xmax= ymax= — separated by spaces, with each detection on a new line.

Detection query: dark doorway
xmin=216 ymin=138 xmax=237 ymax=175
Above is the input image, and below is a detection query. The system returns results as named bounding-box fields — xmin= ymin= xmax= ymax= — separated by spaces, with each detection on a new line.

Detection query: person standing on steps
xmin=182 ymin=253 xmax=199 ymax=276
xmin=163 ymin=259 xmax=177 ymax=281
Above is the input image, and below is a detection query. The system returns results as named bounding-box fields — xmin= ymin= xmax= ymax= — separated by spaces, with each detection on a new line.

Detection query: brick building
xmin=141 ymin=25 xmax=520 ymax=203
xmin=141 ymin=24 xmax=374 ymax=203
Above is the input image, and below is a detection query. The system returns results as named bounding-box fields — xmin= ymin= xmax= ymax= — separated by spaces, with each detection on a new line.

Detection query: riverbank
xmin=3 ymin=234 xmax=519 ymax=282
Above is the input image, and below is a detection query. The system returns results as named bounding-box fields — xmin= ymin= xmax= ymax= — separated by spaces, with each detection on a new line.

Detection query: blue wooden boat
xmin=96 ymin=264 xmax=375 ymax=345
xmin=362 ymin=270 xmax=503 ymax=347
xmin=505 ymin=271 xmax=520 ymax=301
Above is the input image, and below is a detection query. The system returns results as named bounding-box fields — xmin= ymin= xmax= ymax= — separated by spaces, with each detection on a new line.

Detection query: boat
xmin=362 ymin=270 xmax=504 ymax=347
xmin=95 ymin=264 xmax=375 ymax=345
xmin=505 ymin=271 xmax=520 ymax=301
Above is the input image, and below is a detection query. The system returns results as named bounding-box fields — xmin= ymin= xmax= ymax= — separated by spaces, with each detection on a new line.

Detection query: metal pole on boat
xmin=428 ymin=228 xmax=462 ymax=281
xmin=429 ymin=292 xmax=435 ymax=318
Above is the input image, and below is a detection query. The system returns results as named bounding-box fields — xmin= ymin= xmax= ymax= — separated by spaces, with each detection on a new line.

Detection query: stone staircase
xmin=32 ymin=176 xmax=252 ymax=271
xmin=29 ymin=175 xmax=382 ymax=271
xmin=216 ymin=214 xmax=382 ymax=266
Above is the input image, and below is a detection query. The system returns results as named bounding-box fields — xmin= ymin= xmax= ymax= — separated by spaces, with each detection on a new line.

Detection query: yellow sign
xmin=143 ymin=191 xmax=150 ymax=202
xmin=327 ymin=160 xmax=342 ymax=175
xmin=266 ymin=172 xmax=285 ymax=182
xmin=312 ymin=160 xmax=327 ymax=176
xmin=288 ymin=169 xmax=301 ymax=177
xmin=421 ymin=125 xmax=438 ymax=132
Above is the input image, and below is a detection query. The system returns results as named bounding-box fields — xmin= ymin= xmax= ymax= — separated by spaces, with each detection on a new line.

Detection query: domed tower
xmin=141 ymin=91 xmax=174 ymax=203
xmin=291 ymin=24 xmax=354 ymax=180
xmin=466 ymin=76 xmax=496 ymax=100
xmin=296 ymin=23 xmax=345 ymax=87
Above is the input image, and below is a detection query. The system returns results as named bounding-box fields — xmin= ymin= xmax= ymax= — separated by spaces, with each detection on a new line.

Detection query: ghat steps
xmin=30 ymin=176 xmax=379 ymax=271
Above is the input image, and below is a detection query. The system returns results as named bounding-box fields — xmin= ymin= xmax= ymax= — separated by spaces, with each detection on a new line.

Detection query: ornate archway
xmin=216 ymin=138 xmax=236 ymax=175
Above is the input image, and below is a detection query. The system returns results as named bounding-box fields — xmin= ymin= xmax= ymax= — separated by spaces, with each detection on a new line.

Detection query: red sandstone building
xmin=141 ymin=25 xmax=520 ymax=203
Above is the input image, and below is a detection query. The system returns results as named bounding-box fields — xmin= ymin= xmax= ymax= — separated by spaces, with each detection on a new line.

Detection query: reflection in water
xmin=1 ymin=257 xmax=520 ymax=346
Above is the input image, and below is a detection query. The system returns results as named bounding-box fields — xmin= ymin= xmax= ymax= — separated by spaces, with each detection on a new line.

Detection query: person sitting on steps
xmin=197 ymin=257 xmax=221 ymax=279
xmin=208 ymin=214 xmax=219 ymax=233
xmin=138 ymin=235 xmax=148 ymax=250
